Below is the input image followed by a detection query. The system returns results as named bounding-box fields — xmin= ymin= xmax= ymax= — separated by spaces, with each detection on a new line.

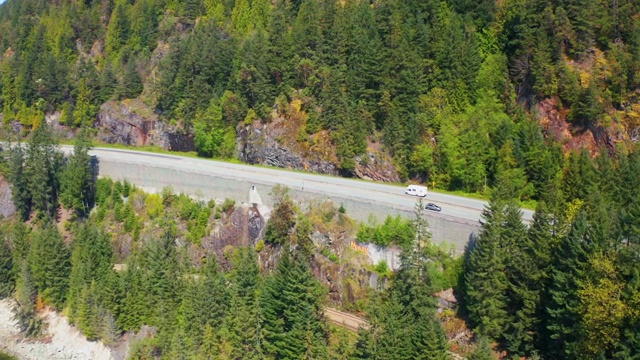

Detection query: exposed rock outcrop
xmin=237 ymin=123 xmax=340 ymax=175
xmin=237 ymin=120 xmax=400 ymax=182
xmin=354 ymin=150 xmax=400 ymax=183
xmin=0 ymin=175 xmax=16 ymax=219
xmin=95 ymin=100 xmax=195 ymax=152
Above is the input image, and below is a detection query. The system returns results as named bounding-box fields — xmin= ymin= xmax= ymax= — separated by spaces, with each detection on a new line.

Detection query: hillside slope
xmin=0 ymin=0 xmax=639 ymax=197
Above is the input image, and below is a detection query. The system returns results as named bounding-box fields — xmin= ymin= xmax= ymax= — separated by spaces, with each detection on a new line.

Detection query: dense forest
xmin=0 ymin=126 xmax=460 ymax=359
xmin=0 ymin=118 xmax=639 ymax=359
xmin=0 ymin=0 xmax=639 ymax=198
xmin=0 ymin=0 xmax=640 ymax=359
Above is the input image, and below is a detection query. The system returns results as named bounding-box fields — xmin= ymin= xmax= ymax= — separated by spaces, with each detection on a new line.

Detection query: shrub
xmin=338 ymin=203 xmax=346 ymax=214
xmin=255 ymin=240 xmax=265 ymax=252
xmin=264 ymin=199 xmax=295 ymax=244
xmin=187 ymin=206 xmax=212 ymax=245
xmin=357 ymin=215 xmax=415 ymax=247
xmin=177 ymin=195 xmax=199 ymax=220
xmin=221 ymin=198 xmax=236 ymax=213
xmin=145 ymin=194 xmax=164 ymax=219
xmin=95 ymin=178 xmax=113 ymax=206
xmin=375 ymin=260 xmax=391 ymax=277
xmin=161 ymin=186 xmax=175 ymax=206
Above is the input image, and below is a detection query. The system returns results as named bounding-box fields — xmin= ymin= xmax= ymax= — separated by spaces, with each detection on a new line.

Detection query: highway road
xmin=60 ymin=145 xmax=534 ymax=224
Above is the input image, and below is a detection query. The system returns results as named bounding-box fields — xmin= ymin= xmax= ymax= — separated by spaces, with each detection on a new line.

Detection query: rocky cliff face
xmin=237 ymin=118 xmax=400 ymax=182
xmin=237 ymin=123 xmax=340 ymax=175
xmin=95 ymin=100 xmax=195 ymax=152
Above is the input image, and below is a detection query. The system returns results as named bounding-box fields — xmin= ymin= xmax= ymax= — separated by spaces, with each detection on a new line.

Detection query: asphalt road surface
xmin=60 ymin=146 xmax=534 ymax=224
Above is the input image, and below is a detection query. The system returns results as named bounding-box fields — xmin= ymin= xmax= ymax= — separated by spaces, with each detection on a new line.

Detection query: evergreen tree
xmin=118 ymin=255 xmax=150 ymax=332
xmin=142 ymin=221 xmax=181 ymax=325
xmin=262 ymin=251 xmax=328 ymax=359
xmin=468 ymin=338 xmax=495 ymax=360
xmin=13 ymin=261 xmax=43 ymax=337
xmin=464 ymin=196 xmax=509 ymax=340
xmin=28 ymin=221 xmax=70 ymax=309
xmin=176 ymin=257 xmax=228 ymax=348
xmin=67 ymin=222 xmax=113 ymax=324
xmin=0 ymin=234 xmax=14 ymax=298
xmin=60 ymin=130 xmax=95 ymax=217
xmin=264 ymin=188 xmax=295 ymax=244
xmin=223 ymin=247 xmax=264 ymax=359
xmin=116 ymin=59 xmax=143 ymax=100
xmin=24 ymin=122 xmax=64 ymax=218
xmin=6 ymin=142 xmax=30 ymax=220
xmin=502 ymin=201 xmax=537 ymax=356
xmin=544 ymin=211 xmax=593 ymax=359
xmin=105 ymin=1 xmax=130 ymax=57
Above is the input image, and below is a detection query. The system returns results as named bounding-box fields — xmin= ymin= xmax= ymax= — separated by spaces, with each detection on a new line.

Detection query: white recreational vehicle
xmin=404 ymin=185 xmax=428 ymax=197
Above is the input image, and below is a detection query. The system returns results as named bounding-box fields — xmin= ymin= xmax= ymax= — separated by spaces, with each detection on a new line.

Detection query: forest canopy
xmin=0 ymin=0 xmax=638 ymax=198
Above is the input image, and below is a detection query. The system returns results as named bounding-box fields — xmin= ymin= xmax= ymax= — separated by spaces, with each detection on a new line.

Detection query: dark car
xmin=425 ymin=203 xmax=441 ymax=212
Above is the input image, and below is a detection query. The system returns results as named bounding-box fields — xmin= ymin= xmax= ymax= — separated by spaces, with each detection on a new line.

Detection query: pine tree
xmin=0 ymin=235 xmax=14 ymax=298
xmin=374 ymin=293 xmax=415 ymax=360
xmin=60 ymin=130 xmax=95 ymax=217
xmin=6 ymin=143 xmax=31 ymax=220
xmin=116 ymin=59 xmax=143 ymax=100
xmin=118 ymin=255 xmax=149 ymax=332
xmin=353 ymin=326 xmax=376 ymax=360
xmin=68 ymin=222 xmax=113 ymax=324
xmin=143 ymin=222 xmax=181 ymax=324
xmin=468 ymin=338 xmax=495 ymax=360
xmin=544 ymin=211 xmax=593 ymax=359
xmin=223 ymin=247 xmax=264 ymax=359
xmin=502 ymin=201 xmax=538 ymax=356
xmin=13 ymin=262 xmax=44 ymax=337
xmin=464 ymin=196 xmax=509 ymax=340
xmin=72 ymin=79 xmax=96 ymax=127
xmin=28 ymin=221 xmax=70 ymax=309
xmin=411 ymin=313 xmax=450 ymax=360
xmin=24 ymin=122 xmax=64 ymax=218
xmin=261 ymin=251 xmax=328 ymax=359
xmin=618 ymin=152 xmax=640 ymax=247
xmin=77 ymin=281 xmax=101 ymax=340
xmin=105 ymin=1 xmax=130 ymax=57
xmin=176 ymin=257 xmax=228 ymax=348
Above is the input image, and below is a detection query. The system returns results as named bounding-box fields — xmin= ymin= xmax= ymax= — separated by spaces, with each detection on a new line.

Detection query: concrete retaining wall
xmin=97 ymin=159 xmax=480 ymax=253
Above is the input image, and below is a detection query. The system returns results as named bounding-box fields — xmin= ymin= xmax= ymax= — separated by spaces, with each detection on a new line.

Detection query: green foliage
xmin=187 ymin=205 xmax=212 ymax=244
xmin=60 ymin=131 xmax=95 ymax=217
xmin=144 ymin=193 xmax=164 ymax=219
xmin=6 ymin=144 xmax=30 ymax=220
xmin=12 ymin=262 xmax=44 ymax=338
xmin=95 ymin=178 xmax=114 ymax=207
xmin=356 ymin=215 xmax=415 ymax=248
xmin=374 ymin=260 xmax=391 ymax=277
xmin=464 ymin=198 xmax=510 ymax=340
xmin=262 ymin=251 xmax=328 ymax=359
xmin=468 ymin=338 xmax=495 ymax=360
xmin=67 ymin=222 xmax=114 ymax=329
xmin=28 ymin=222 xmax=70 ymax=309
xmin=193 ymin=98 xmax=236 ymax=158
xmin=255 ymin=239 xmax=264 ymax=252
xmin=220 ymin=198 xmax=236 ymax=213
xmin=264 ymin=189 xmax=295 ymax=244
xmin=0 ymin=234 xmax=14 ymax=298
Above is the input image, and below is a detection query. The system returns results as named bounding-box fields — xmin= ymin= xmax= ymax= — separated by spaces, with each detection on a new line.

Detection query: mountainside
xmin=0 ymin=0 xmax=639 ymax=197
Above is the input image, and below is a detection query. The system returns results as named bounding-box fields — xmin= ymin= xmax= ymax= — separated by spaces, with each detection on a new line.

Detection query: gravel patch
xmin=0 ymin=300 xmax=115 ymax=360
